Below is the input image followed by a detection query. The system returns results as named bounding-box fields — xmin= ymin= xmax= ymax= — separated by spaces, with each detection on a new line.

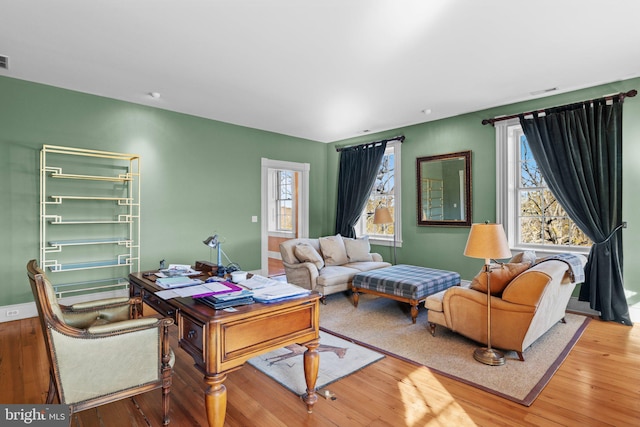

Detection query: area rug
xmin=320 ymin=292 xmax=590 ymax=406
xmin=247 ymin=330 xmax=384 ymax=395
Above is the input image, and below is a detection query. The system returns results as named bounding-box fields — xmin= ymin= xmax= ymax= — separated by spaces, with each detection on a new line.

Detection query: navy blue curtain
xmin=335 ymin=141 xmax=387 ymax=238
xmin=519 ymin=97 xmax=631 ymax=325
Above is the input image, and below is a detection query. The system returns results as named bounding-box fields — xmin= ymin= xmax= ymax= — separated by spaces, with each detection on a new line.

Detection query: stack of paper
xmin=252 ymin=282 xmax=310 ymax=303
xmin=155 ymin=277 xmax=203 ymax=289
xmin=238 ymin=275 xmax=282 ymax=290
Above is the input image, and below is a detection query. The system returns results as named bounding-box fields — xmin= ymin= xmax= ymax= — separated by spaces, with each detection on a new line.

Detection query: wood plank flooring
xmin=1 ymin=311 xmax=639 ymax=426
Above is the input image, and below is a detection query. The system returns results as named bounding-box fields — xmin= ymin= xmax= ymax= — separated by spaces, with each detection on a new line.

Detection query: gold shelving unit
xmin=40 ymin=145 xmax=141 ymax=297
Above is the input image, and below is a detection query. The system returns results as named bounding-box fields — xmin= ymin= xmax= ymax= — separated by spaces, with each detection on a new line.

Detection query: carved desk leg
xmin=302 ymin=339 xmax=320 ymax=413
xmin=204 ymin=372 xmax=227 ymax=427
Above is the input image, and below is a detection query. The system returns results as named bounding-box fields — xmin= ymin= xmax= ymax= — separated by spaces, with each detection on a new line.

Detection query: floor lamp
xmin=463 ymin=222 xmax=512 ymax=366
xmin=373 ymin=207 xmax=396 ymax=265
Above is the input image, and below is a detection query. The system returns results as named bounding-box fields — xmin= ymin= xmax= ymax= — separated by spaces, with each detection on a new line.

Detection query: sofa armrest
xmin=282 ymin=261 xmax=319 ymax=291
xmin=371 ymin=253 xmax=383 ymax=262
xmin=501 ymin=261 xmax=570 ymax=307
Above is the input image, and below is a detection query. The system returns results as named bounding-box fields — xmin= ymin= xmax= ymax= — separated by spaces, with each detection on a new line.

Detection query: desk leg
xmin=204 ymin=372 xmax=227 ymax=427
xmin=302 ymin=339 xmax=320 ymax=413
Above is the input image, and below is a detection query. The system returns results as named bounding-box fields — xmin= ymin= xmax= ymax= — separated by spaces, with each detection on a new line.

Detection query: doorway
xmin=261 ymin=159 xmax=309 ymax=277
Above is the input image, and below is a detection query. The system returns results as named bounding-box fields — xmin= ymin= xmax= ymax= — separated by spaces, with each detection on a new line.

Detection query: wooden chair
xmin=26 ymin=259 xmax=174 ymax=425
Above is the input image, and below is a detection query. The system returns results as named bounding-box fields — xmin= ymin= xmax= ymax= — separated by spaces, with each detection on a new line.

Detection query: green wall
xmin=2 ymin=75 xmax=639 ymax=309
xmin=0 ymin=76 xmax=328 ymax=306
xmin=328 ymin=77 xmax=640 ymax=305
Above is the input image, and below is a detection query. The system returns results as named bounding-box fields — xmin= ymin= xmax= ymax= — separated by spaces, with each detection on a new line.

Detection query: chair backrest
xmin=27 ymin=259 xmax=66 ymax=325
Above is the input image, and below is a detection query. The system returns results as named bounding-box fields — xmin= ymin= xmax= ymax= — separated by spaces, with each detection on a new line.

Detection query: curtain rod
xmin=335 ymin=135 xmax=405 ymax=152
xmin=481 ymin=89 xmax=637 ymax=126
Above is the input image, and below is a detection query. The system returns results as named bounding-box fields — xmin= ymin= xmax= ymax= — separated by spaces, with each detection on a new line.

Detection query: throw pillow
xmin=294 ymin=243 xmax=324 ymax=269
xmin=470 ymin=262 xmax=530 ymax=295
xmin=318 ymin=234 xmax=349 ymax=266
xmin=343 ymin=236 xmax=373 ymax=262
xmin=509 ymin=250 xmax=537 ymax=266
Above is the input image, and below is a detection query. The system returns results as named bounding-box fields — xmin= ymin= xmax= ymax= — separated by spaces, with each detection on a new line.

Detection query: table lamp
xmin=463 ymin=222 xmax=512 ymax=366
xmin=373 ymin=206 xmax=396 ymax=265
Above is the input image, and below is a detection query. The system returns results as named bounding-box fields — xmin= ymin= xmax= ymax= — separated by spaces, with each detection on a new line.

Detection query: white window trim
xmin=495 ymin=119 xmax=589 ymax=257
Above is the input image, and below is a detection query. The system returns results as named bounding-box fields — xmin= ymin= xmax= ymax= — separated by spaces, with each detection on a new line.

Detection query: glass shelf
xmin=47 ymin=258 xmax=133 ymax=272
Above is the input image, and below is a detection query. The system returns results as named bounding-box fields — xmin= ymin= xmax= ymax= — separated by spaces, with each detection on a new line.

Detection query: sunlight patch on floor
xmin=398 ymin=368 xmax=476 ymax=426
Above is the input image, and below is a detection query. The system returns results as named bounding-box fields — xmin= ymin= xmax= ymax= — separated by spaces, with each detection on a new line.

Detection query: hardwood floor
xmin=2 ymin=312 xmax=639 ymax=426
xmin=268 ymin=256 xmax=285 ymax=277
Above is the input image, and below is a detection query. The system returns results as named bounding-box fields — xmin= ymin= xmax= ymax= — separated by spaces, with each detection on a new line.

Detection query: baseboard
xmin=566 ymin=296 xmax=600 ymax=318
xmin=0 ymin=289 xmax=129 ymax=323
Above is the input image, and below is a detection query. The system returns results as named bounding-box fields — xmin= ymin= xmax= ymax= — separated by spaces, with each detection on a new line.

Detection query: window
xmin=355 ymin=140 xmax=402 ymax=246
xmin=268 ymin=169 xmax=295 ymax=234
xmin=496 ymin=120 xmax=590 ymax=253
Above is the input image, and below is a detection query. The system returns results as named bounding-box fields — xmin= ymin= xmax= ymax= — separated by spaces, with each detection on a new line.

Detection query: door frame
xmin=261 ymin=158 xmax=310 ymax=276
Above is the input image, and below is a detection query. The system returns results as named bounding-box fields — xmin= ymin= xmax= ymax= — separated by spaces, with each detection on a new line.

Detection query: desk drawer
xmin=179 ymin=314 xmax=204 ymax=365
xmin=142 ymin=290 xmax=176 ymax=319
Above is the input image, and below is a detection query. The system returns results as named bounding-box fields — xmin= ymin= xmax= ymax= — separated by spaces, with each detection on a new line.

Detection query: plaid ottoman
xmin=351 ymin=264 xmax=460 ymax=324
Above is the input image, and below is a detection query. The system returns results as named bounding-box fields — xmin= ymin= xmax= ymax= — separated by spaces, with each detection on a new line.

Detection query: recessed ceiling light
xmin=421 ymin=109 xmax=432 ymax=115
xmin=149 ymin=92 xmax=161 ymax=99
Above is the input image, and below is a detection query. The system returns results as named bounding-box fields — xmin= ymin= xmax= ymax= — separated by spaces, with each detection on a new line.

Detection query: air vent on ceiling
xmin=0 ymin=55 xmax=8 ymax=70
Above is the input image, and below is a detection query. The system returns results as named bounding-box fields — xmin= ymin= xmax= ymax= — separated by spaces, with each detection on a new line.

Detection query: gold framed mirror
xmin=417 ymin=150 xmax=471 ymax=227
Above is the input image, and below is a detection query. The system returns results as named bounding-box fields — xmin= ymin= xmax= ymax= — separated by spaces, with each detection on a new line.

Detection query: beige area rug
xmin=320 ymin=292 xmax=590 ymax=406
xmin=247 ymin=330 xmax=384 ymax=395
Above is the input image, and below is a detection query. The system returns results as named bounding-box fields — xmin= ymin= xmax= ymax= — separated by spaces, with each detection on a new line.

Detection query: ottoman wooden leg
xmin=410 ymin=301 xmax=418 ymax=324
xmin=352 ymin=288 xmax=360 ymax=308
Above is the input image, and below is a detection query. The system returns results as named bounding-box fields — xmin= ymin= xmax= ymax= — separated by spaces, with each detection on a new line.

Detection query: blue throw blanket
xmin=534 ymin=253 xmax=585 ymax=283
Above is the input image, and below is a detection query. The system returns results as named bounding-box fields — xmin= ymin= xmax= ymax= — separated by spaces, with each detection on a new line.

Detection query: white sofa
xmin=279 ymin=234 xmax=391 ymax=301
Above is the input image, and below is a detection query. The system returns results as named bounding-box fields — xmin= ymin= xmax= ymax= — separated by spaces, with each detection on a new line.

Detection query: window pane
xmin=520 ymin=217 xmax=543 ymax=244
xmin=520 ymin=190 xmax=543 ymax=216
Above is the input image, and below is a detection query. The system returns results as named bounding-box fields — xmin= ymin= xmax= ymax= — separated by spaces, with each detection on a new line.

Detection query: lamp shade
xmin=203 ymin=234 xmax=219 ymax=248
xmin=373 ymin=207 xmax=393 ymax=225
xmin=463 ymin=223 xmax=511 ymax=260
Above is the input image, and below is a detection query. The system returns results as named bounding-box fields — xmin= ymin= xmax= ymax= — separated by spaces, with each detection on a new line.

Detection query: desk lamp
xmin=203 ymin=234 xmax=224 ymax=275
xmin=463 ymin=222 xmax=511 ymax=366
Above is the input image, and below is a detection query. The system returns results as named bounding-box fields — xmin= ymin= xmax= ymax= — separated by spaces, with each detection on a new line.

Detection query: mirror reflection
xmin=417 ymin=151 xmax=471 ymax=226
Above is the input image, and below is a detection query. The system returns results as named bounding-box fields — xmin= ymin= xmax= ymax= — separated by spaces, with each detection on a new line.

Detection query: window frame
xmin=354 ymin=140 xmax=402 ymax=247
xmin=495 ymin=119 xmax=589 ymax=256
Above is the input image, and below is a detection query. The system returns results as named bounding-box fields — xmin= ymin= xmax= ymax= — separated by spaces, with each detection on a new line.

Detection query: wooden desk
xmin=129 ymin=272 xmax=320 ymax=427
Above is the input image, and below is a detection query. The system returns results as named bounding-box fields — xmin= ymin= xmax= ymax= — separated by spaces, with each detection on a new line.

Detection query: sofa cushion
xmin=280 ymin=238 xmax=321 ymax=265
xmin=317 ymin=265 xmax=361 ymax=287
xmin=343 ymin=236 xmax=373 ymax=262
xmin=470 ymin=262 xmax=530 ymax=295
xmin=319 ymin=234 xmax=349 ymax=266
xmin=294 ymin=243 xmax=324 ymax=269
xmin=344 ymin=261 xmax=391 ymax=272
xmin=509 ymin=250 xmax=537 ymax=266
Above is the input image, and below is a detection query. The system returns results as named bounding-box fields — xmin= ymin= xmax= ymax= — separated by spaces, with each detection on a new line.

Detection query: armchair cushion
xmin=294 ymin=243 xmax=325 ymax=269
xmin=470 ymin=262 xmax=530 ymax=295
xmin=343 ymin=236 xmax=373 ymax=262
xmin=319 ymin=234 xmax=349 ymax=266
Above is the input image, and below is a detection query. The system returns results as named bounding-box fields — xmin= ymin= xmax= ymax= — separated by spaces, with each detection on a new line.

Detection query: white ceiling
xmin=2 ymin=1 xmax=640 ymax=143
